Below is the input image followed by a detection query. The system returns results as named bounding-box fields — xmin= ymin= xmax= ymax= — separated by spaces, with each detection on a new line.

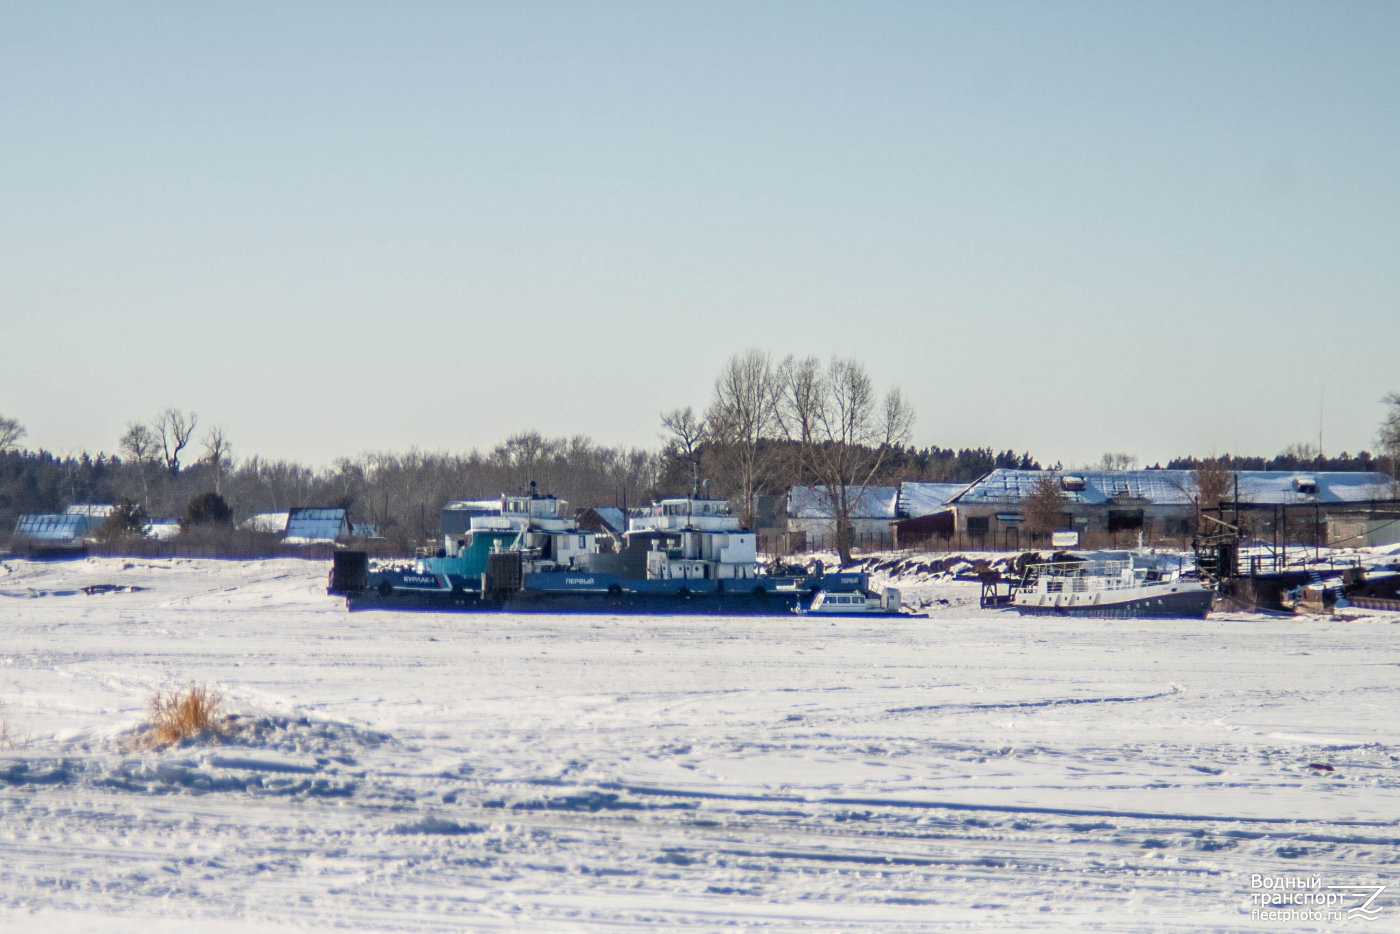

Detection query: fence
xmin=919 ymin=526 xmax=1199 ymax=555
xmin=779 ymin=529 xmax=895 ymax=555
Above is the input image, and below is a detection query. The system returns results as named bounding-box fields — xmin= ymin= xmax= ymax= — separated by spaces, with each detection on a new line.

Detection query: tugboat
xmin=329 ymin=488 xmax=902 ymax=616
xmin=1012 ymin=550 xmax=1213 ymax=619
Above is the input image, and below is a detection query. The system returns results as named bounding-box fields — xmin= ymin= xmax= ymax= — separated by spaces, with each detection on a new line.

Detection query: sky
xmin=2 ymin=1 xmax=1396 ymax=471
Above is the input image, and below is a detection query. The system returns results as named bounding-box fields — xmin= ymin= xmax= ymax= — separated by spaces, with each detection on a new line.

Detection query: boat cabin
xmin=435 ymin=491 xmax=596 ymax=574
xmin=625 ymin=496 xmax=758 ymax=581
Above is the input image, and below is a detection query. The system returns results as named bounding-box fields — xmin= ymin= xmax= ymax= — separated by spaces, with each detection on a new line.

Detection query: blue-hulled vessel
xmin=328 ymin=489 xmax=902 ymax=616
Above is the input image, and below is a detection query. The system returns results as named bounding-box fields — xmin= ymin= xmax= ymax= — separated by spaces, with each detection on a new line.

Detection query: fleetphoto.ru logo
xmin=1249 ymin=874 xmax=1387 ymax=923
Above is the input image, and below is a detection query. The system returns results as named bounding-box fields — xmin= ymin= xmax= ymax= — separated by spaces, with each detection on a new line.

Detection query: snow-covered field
xmin=3 ymin=555 xmax=1400 ymax=931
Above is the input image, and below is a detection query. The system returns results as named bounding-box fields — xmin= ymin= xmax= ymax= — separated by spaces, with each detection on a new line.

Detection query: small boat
xmin=1012 ymin=550 xmax=1213 ymax=619
xmin=801 ymin=588 xmax=903 ymax=616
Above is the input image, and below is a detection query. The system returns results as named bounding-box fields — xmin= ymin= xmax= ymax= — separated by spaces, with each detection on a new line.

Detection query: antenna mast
xmin=1319 ymin=380 xmax=1325 ymax=460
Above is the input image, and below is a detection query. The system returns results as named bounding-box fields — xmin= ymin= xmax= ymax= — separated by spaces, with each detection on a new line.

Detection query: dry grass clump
xmin=141 ymin=684 xmax=230 ymax=748
xmin=0 ymin=707 xmax=27 ymax=751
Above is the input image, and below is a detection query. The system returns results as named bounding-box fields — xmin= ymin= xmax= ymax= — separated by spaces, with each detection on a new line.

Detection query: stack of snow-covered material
xmin=145 ymin=517 xmax=182 ymax=541
xmin=243 ymin=512 xmax=290 ymax=535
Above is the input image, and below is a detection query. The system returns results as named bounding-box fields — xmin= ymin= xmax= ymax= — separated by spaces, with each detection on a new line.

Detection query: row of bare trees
xmin=1 ymin=409 xmax=662 ymax=554
xmin=117 ymin=409 xmax=232 ymax=504
xmin=187 ymin=434 xmax=660 ymax=552
xmin=5 ymin=383 xmax=1399 ymax=559
xmin=662 ymin=350 xmax=913 ymax=564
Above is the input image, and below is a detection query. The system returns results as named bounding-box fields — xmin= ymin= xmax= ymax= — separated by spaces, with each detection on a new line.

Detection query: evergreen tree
xmin=96 ymin=498 xmax=149 ymax=543
xmin=181 ymin=492 xmax=233 ymax=529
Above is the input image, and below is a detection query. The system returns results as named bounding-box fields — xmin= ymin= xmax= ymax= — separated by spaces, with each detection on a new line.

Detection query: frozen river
xmin=2 ymin=556 xmax=1398 ymax=931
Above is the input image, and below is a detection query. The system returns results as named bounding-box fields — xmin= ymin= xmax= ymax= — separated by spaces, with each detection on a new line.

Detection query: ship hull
xmin=333 ymin=557 xmax=898 ymax=616
xmin=342 ymin=587 xmax=902 ymax=616
xmin=1014 ymin=588 xmax=1213 ymax=619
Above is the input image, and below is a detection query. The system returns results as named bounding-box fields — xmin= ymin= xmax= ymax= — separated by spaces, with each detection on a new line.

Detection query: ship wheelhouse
xmin=625 ymin=496 xmax=758 ymax=581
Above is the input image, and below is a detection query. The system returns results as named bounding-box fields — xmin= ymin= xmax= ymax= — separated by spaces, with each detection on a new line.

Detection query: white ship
xmin=1013 ymin=551 xmax=1213 ymax=619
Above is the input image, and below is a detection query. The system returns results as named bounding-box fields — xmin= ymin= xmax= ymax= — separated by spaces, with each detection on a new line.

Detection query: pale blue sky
xmin=3 ymin=2 xmax=1396 ymax=470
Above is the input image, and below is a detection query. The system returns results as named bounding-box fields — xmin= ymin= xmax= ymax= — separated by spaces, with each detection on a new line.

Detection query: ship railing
xmin=1024 ymin=559 xmax=1140 ymax=594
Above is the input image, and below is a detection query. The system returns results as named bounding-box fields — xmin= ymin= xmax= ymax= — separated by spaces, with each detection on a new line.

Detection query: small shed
xmin=283 ymin=507 xmax=352 ymax=544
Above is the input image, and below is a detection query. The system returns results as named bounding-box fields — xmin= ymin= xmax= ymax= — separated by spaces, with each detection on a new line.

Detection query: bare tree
xmin=660 ymin=407 xmax=707 ymax=468
xmin=233 ymin=456 xmax=315 ymax=512
xmin=658 ymin=407 xmax=708 ymax=496
xmin=329 ymin=457 xmax=366 ymax=510
xmin=776 ymin=355 xmax=914 ymax=566
xmin=1193 ymin=457 xmax=1234 ymax=531
xmin=0 ymin=411 xmax=24 ymax=453
xmin=601 ymin=446 xmax=659 ymax=509
xmin=0 ymin=414 xmax=25 ymax=453
xmin=201 ymin=424 xmax=232 ymax=494
xmin=1277 ymin=441 xmax=1321 ymax=467
xmin=154 ymin=408 xmax=198 ymax=475
xmin=705 ymin=350 xmax=781 ymax=527
xmin=490 ymin=431 xmax=563 ymax=493
xmin=1023 ymin=473 xmax=1070 ymax=538
xmin=1099 ymin=452 xmax=1138 ymax=471
xmin=120 ymin=422 xmax=158 ymax=504
xmin=1378 ymin=392 xmax=1400 ymax=479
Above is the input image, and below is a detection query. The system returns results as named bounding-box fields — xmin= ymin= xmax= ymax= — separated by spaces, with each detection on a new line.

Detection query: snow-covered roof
xmin=14 ymin=513 xmax=91 ymax=542
xmin=593 ymin=507 xmax=625 ymax=534
xmin=442 ymin=498 xmax=502 ymax=514
xmin=787 ymin=485 xmax=900 ymax=520
xmin=953 ymin=470 xmax=1197 ymax=506
xmin=897 ymin=482 xmax=969 ymax=517
xmin=1233 ymin=471 xmax=1396 ymax=504
xmin=65 ymin=503 xmax=115 ymax=518
xmin=284 ymin=507 xmax=348 ymax=543
xmin=952 ymin=469 xmax=1398 ymax=507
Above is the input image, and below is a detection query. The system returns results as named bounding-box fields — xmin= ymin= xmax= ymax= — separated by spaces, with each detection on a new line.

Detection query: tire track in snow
xmin=885 ymin=685 xmax=1183 ymax=715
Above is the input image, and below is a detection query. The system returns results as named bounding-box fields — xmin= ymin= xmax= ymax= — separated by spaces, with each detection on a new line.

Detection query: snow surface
xmin=3 ymin=555 xmax=1400 ymax=931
